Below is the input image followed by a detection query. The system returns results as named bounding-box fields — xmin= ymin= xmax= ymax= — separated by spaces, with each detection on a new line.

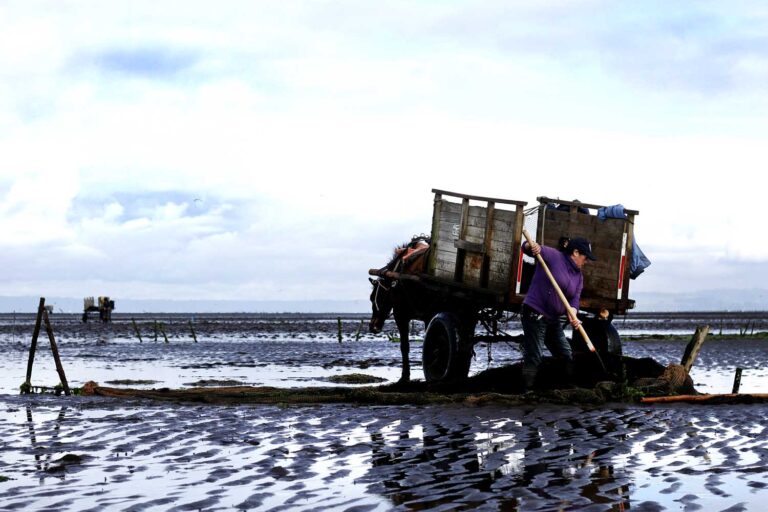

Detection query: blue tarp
xmin=597 ymin=204 xmax=651 ymax=279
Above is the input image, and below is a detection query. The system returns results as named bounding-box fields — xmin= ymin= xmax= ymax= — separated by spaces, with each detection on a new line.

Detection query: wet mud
xmin=1 ymin=312 xmax=768 ymax=510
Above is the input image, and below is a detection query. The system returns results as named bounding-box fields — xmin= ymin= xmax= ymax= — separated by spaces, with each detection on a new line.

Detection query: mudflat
xmin=1 ymin=312 xmax=767 ymax=510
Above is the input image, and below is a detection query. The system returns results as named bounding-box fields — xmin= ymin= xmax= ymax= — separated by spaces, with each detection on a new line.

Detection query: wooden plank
xmin=437 ymin=226 xmax=461 ymax=242
xmin=436 ymin=244 xmax=458 ymax=258
xmin=489 ymin=240 xmax=514 ymax=256
xmin=538 ymin=196 xmax=639 ymax=216
xmin=639 ymin=393 xmax=768 ymax=404
xmin=463 ymin=224 xmax=486 ymax=243
xmin=454 ymin=198 xmax=471 ymax=282
xmin=432 ymin=188 xmax=528 ymax=207
xmin=428 ymin=194 xmax=443 ymax=275
xmin=466 ymin=215 xmax=489 ymax=229
xmin=454 ymin=239 xmax=485 ymax=253
xmin=462 ymin=252 xmax=484 ymax=286
xmin=433 ymin=267 xmax=454 ymax=280
xmin=434 ymin=254 xmax=459 ymax=274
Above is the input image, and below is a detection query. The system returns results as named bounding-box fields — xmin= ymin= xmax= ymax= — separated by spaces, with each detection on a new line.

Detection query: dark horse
xmin=369 ymin=236 xmax=436 ymax=383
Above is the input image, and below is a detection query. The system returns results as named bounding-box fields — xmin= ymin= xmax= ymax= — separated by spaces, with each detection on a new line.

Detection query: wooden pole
xmin=521 ymin=230 xmax=597 ymax=353
xmin=154 ymin=320 xmax=158 ymax=342
xmin=160 ymin=322 xmax=169 ymax=343
xmin=131 ymin=318 xmax=143 ymax=343
xmin=337 ymin=317 xmax=343 ymax=343
xmin=355 ymin=319 xmax=364 ymax=341
xmin=681 ymin=325 xmax=709 ymax=373
xmin=641 ymin=393 xmax=768 ymax=404
xmin=732 ymin=367 xmax=743 ymax=394
xmin=42 ymin=309 xmax=71 ymax=396
xmin=189 ymin=320 xmax=198 ymax=343
xmin=24 ymin=297 xmax=46 ymax=388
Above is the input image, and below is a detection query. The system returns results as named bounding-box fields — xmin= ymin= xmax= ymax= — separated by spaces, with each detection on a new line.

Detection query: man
xmin=520 ymin=237 xmax=596 ymax=390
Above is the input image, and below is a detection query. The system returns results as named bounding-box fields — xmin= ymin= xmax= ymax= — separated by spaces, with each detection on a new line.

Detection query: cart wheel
xmin=422 ymin=313 xmax=472 ymax=382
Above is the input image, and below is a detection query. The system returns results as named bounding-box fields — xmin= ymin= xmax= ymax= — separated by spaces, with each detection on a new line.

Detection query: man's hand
xmin=569 ymin=307 xmax=581 ymax=328
xmin=527 ymin=241 xmax=541 ymax=256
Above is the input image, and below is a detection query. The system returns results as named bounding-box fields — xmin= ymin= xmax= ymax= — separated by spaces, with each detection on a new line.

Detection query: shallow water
xmin=2 ymin=398 xmax=767 ymax=511
xmin=1 ymin=312 xmax=768 ymax=510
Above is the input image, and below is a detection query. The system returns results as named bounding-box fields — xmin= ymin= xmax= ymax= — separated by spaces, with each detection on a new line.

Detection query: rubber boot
xmin=521 ymin=365 xmax=537 ymax=392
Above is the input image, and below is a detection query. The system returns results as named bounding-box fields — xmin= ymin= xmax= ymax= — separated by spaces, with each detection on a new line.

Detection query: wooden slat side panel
xmin=462 ymin=253 xmax=484 ymax=287
xmin=539 ymin=208 xmax=629 ymax=308
xmin=430 ymin=197 xmax=528 ymax=293
xmin=463 ymin=224 xmax=487 ymax=244
xmin=430 ymin=199 xmax=462 ymax=279
xmin=439 ymin=204 xmax=462 ymax=226
xmin=435 ymin=247 xmax=458 ymax=267
xmin=428 ymin=196 xmax=443 ymax=275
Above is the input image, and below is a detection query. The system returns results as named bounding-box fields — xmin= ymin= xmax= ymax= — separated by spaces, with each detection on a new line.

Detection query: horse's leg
xmin=395 ymin=315 xmax=411 ymax=383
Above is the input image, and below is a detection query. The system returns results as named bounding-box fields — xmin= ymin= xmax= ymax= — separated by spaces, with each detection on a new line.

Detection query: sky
xmin=2 ymin=1 xmax=768 ymax=312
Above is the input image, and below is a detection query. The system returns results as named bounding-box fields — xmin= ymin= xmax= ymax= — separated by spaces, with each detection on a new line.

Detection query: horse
xmin=369 ymin=236 xmax=435 ymax=383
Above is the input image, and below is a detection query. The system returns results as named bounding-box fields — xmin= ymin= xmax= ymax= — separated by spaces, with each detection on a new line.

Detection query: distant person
xmin=520 ymin=237 xmax=596 ymax=390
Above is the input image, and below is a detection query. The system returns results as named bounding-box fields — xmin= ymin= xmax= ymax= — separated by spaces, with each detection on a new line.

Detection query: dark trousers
xmin=521 ymin=306 xmax=573 ymax=387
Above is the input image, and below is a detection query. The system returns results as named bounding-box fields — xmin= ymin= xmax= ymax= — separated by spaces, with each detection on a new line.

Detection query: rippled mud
xmin=2 ymin=398 xmax=767 ymax=511
xmin=1 ymin=312 xmax=768 ymax=510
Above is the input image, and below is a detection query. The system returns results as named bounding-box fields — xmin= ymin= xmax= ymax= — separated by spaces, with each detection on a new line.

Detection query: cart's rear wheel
xmin=422 ymin=313 xmax=472 ymax=382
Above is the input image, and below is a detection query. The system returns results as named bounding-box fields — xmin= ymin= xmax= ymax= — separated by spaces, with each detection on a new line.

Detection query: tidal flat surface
xmin=1 ymin=312 xmax=767 ymax=511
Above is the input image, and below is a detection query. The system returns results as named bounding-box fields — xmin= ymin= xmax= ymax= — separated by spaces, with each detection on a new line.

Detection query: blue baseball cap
xmin=569 ymin=237 xmax=596 ymax=261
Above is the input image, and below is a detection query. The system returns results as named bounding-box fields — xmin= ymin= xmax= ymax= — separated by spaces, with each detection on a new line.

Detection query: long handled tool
xmin=522 ymin=229 xmax=607 ymax=372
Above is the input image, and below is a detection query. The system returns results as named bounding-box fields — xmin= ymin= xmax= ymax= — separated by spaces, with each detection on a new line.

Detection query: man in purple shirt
xmin=520 ymin=237 xmax=596 ymax=390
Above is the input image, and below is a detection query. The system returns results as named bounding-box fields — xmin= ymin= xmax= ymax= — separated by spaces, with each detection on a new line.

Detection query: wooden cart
xmin=371 ymin=189 xmax=640 ymax=382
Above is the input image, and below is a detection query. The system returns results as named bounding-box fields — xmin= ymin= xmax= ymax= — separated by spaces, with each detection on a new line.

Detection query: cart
xmin=370 ymin=189 xmax=640 ymax=382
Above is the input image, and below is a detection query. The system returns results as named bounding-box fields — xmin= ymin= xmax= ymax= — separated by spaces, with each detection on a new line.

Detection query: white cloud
xmin=1 ymin=1 xmax=767 ymax=309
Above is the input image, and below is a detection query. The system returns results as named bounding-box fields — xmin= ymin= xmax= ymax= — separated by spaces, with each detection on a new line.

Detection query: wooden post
xmin=42 ymin=309 xmax=70 ymax=396
xmin=355 ymin=319 xmax=364 ymax=341
xmin=732 ymin=368 xmax=743 ymax=394
xmin=681 ymin=325 xmax=709 ymax=373
xmin=24 ymin=298 xmax=46 ymax=388
xmin=337 ymin=317 xmax=343 ymax=343
xmin=189 ymin=320 xmax=198 ymax=343
xmin=154 ymin=320 xmax=158 ymax=342
xmin=160 ymin=322 xmax=169 ymax=343
xmin=131 ymin=318 xmax=143 ymax=343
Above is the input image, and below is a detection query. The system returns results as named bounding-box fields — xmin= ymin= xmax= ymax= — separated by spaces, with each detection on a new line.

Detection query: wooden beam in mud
xmin=24 ymin=297 xmax=46 ymax=387
xmin=132 ymin=318 xmax=143 ymax=343
xmin=43 ymin=308 xmax=71 ymax=396
xmin=641 ymin=393 xmax=768 ymax=404
xmin=681 ymin=325 xmax=709 ymax=373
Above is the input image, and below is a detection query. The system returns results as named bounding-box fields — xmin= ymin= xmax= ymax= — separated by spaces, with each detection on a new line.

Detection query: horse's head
xmin=369 ymin=277 xmax=395 ymax=333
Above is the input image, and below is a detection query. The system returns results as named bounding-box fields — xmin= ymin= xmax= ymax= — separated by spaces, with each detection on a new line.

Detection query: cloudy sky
xmin=2 ymin=1 xmax=768 ymax=311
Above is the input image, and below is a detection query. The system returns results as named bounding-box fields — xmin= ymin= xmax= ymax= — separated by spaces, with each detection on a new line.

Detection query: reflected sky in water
xmin=1 ymin=398 xmax=767 ymax=511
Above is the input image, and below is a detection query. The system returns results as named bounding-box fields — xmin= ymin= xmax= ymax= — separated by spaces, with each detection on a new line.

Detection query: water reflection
xmin=25 ymin=404 xmax=69 ymax=481
xmin=362 ymin=408 xmax=638 ymax=510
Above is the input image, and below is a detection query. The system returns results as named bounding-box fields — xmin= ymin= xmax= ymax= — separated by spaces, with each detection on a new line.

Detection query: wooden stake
xmin=337 ymin=317 xmax=343 ymax=343
xmin=681 ymin=325 xmax=709 ymax=373
xmin=24 ymin=297 xmax=46 ymax=388
xmin=42 ymin=309 xmax=70 ymax=396
xmin=160 ymin=322 xmax=169 ymax=343
xmin=189 ymin=320 xmax=198 ymax=343
xmin=355 ymin=319 xmax=364 ymax=341
xmin=732 ymin=367 xmax=743 ymax=394
xmin=131 ymin=318 xmax=143 ymax=343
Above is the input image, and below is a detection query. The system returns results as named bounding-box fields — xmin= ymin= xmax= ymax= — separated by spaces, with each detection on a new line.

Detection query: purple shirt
xmin=523 ymin=245 xmax=583 ymax=320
